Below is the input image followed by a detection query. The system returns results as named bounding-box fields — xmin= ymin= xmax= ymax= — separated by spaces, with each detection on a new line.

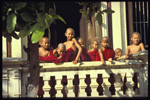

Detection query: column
xmin=55 ymin=75 xmax=63 ymax=97
xmin=2 ymin=69 xmax=9 ymax=97
xmin=67 ymin=74 xmax=75 ymax=97
xmin=111 ymin=2 xmax=127 ymax=55
xmin=90 ymin=73 xmax=99 ymax=97
xmin=102 ymin=73 xmax=111 ymax=97
xmin=78 ymin=71 xmax=87 ymax=97
xmin=126 ymin=71 xmax=135 ymax=97
xmin=43 ymin=75 xmax=51 ymax=97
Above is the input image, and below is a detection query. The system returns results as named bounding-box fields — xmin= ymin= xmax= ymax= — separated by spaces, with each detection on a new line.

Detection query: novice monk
xmin=88 ymin=40 xmax=99 ymax=61
xmin=53 ymin=43 xmax=66 ymax=59
xmin=39 ymin=37 xmax=51 ymax=57
xmin=78 ymin=37 xmax=92 ymax=61
xmin=39 ymin=37 xmax=61 ymax=63
xmin=97 ymin=36 xmax=115 ymax=64
xmin=63 ymin=28 xmax=82 ymax=64
xmin=125 ymin=32 xmax=145 ymax=59
xmin=114 ymin=48 xmax=122 ymax=60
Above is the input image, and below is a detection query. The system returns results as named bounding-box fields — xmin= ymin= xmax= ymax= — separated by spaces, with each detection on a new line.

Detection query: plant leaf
xmin=56 ymin=15 xmax=66 ymax=24
xmin=102 ymin=9 xmax=115 ymax=14
xmin=18 ymin=23 xmax=31 ymax=37
xmin=31 ymin=26 xmax=45 ymax=43
xmin=21 ymin=12 xmax=34 ymax=22
xmin=96 ymin=12 xmax=102 ymax=25
xmin=53 ymin=2 xmax=56 ymax=12
xmin=12 ymin=2 xmax=27 ymax=10
xmin=6 ymin=12 xmax=17 ymax=33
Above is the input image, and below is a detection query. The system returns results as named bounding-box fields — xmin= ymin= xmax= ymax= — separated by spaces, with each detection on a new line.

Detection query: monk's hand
xmin=108 ymin=58 xmax=112 ymax=62
xmin=102 ymin=61 xmax=106 ymax=66
xmin=72 ymin=60 xmax=78 ymax=64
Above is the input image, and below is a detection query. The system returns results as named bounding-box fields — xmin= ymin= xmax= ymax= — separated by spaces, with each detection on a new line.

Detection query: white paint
xmin=101 ymin=2 xmax=109 ymax=37
xmin=11 ymin=37 xmax=22 ymax=58
xmin=2 ymin=37 xmax=7 ymax=58
xmin=111 ymin=2 xmax=128 ymax=55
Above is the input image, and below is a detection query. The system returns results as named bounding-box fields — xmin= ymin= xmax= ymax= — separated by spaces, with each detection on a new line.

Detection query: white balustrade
xmin=42 ymin=74 xmax=51 ymax=97
xmin=90 ymin=71 xmax=99 ymax=97
xmin=66 ymin=74 xmax=74 ymax=97
xmin=125 ymin=69 xmax=135 ymax=97
xmin=55 ymin=75 xmax=63 ymax=97
xmin=2 ymin=53 xmax=148 ymax=98
xmin=78 ymin=71 xmax=87 ymax=97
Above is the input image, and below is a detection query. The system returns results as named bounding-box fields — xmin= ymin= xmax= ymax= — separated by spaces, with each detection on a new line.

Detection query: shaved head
xmin=39 ymin=37 xmax=49 ymax=44
xmin=66 ymin=28 xmax=75 ymax=35
xmin=115 ymin=48 xmax=122 ymax=53
xmin=58 ymin=43 xmax=66 ymax=49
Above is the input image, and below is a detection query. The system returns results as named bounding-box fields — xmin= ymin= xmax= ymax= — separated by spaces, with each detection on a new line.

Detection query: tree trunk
xmin=27 ymin=36 xmax=40 ymax=97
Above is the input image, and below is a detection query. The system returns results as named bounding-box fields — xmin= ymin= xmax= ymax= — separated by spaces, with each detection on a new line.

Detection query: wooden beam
xmin=107 ymin=2 xmax=113 ymax=48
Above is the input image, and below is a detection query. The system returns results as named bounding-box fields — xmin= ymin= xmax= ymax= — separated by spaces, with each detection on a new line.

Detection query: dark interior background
xmin=44 ymin=1 xmax=82 ymax=48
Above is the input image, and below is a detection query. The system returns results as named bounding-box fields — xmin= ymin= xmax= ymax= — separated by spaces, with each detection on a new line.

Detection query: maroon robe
xmin=88 ymin=50 xmax=99 ymax=61
xmin=97 ymin=47 xmax=115 ymax=61
xmin=80 ymin=47 xmax=92 ymax=61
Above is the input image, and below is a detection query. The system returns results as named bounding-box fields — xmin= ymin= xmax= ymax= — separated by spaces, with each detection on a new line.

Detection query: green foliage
xmin=31 ymin=25 xmax=45 ymax=43
xmin=6 ymin=12 xmax=17 ymax=33
xmin=20 ymin=12 xmax=34 ymax=22
xmin=11 ymin=2 xmax=27 ymax=10
xmin=77 ymin=2 xmax=115 ymax=26
xmin=18 ymin=23 xmax=31 ymax=37
xmin=96 ymin=12 xmax=102 ymax=25
xmin=3 ymin=2 xmax=66 ymax=44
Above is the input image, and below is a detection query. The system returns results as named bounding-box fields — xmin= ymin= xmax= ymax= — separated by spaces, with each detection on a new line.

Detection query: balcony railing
xmin=2 ymin=53 xmax=148 ymax=98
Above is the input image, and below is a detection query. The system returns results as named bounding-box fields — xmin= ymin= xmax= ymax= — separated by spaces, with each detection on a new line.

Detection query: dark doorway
xmin=54 ymin=1 xmax=82 ymax=47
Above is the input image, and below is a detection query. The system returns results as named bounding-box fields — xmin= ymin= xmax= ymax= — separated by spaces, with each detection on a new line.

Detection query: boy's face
xmin=101 ymin=38 xmax=109 ymax=48
xmin=65 ymin=29 xmax=74 ymax=40
xmin=131 ymin=34 xmax=140 ymax=45
xmin=78 ymin=39 xmax=84 ymax=45
xmin=92 ymin=41 xmax=98 ymax=50
xmin=58 ymin=47 xmax=65 ymax=52
xmin=40 ymin=38 xmax=50 ymax=49
xmin=116 ymin=51 xmax=122 ymax=57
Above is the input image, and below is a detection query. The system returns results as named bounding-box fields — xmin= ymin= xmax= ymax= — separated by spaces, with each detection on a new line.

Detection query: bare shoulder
xmin=39 ymin=47 xmax=44 ymax=51
xmin=139 ymin=43 xmax=144 ymax=46
xmin=72 ymin=38 xmax=77 ymax=42
xmin=88 ymin=49 xmax=91 ymax=52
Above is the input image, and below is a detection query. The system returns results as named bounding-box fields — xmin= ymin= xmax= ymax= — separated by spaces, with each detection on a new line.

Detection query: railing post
xmin=55 ymin=75 xmax=63 ymax=97
xmin=78 ymin=71 xmax=87 ymax=97
xmin=114 ymin=73 xmax=124 ymax=96
xmin=103 ymin=73 xmax=111 ymax=97
xmin=90 ymin=73 xmax=99 ymax=97
xmin=2 ymin=69 xmax=9 ymax=97
xmin=126 ymin=71 xmax=135 ymax=97
xmin=43 ymin=75 xmax=51 ymax=97
xmin=67 ymin=74 xmax=75 ymax=97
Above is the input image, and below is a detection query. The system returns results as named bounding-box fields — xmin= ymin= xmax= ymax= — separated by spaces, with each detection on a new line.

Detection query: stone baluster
xmin=2 ymin=69 xmax=9 ymax=97
xmin=90 ymin=73 xmax=99 ymax=97
xmin=67 ymin=74 xmax=75 ymax=97
xmin=126 ymin=72 xmax=135 ymax=97
xmin=43 ymin=75 xmax=51 ymax=97
xmin=13 ymin=69 xmax=21 ymax=97
xmin=78 ymin=72 xmax=87 ymax=97
xmin=114 ymin=73 xmax=124 ymax=96
xmin=102 ymin=73 xmax=111 ymax=97
xmin=55 ymin=75 xmax=63 ymax=97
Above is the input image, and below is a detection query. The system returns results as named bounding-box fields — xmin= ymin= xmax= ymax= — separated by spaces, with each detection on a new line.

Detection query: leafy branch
xmin=77 ymin=2 xmax=115 ymax=25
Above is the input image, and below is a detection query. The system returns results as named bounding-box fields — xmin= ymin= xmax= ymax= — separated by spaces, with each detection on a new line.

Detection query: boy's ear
xmin=65 ymin=32 xmax=67 ymax=36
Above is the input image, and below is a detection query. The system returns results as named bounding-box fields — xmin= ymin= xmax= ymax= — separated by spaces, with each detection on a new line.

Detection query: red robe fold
xmin=39 ymin=50 xmax=60 ymax=63
xmin=61 ymin=47 xmax=76 ymax=62
xmin=88 ymin=50 xmax=99 ymax=61
xmin=96 ymin=47 xmax=115 ymax=61
xmin=80 ymin=48 xmax=92 ymax=61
